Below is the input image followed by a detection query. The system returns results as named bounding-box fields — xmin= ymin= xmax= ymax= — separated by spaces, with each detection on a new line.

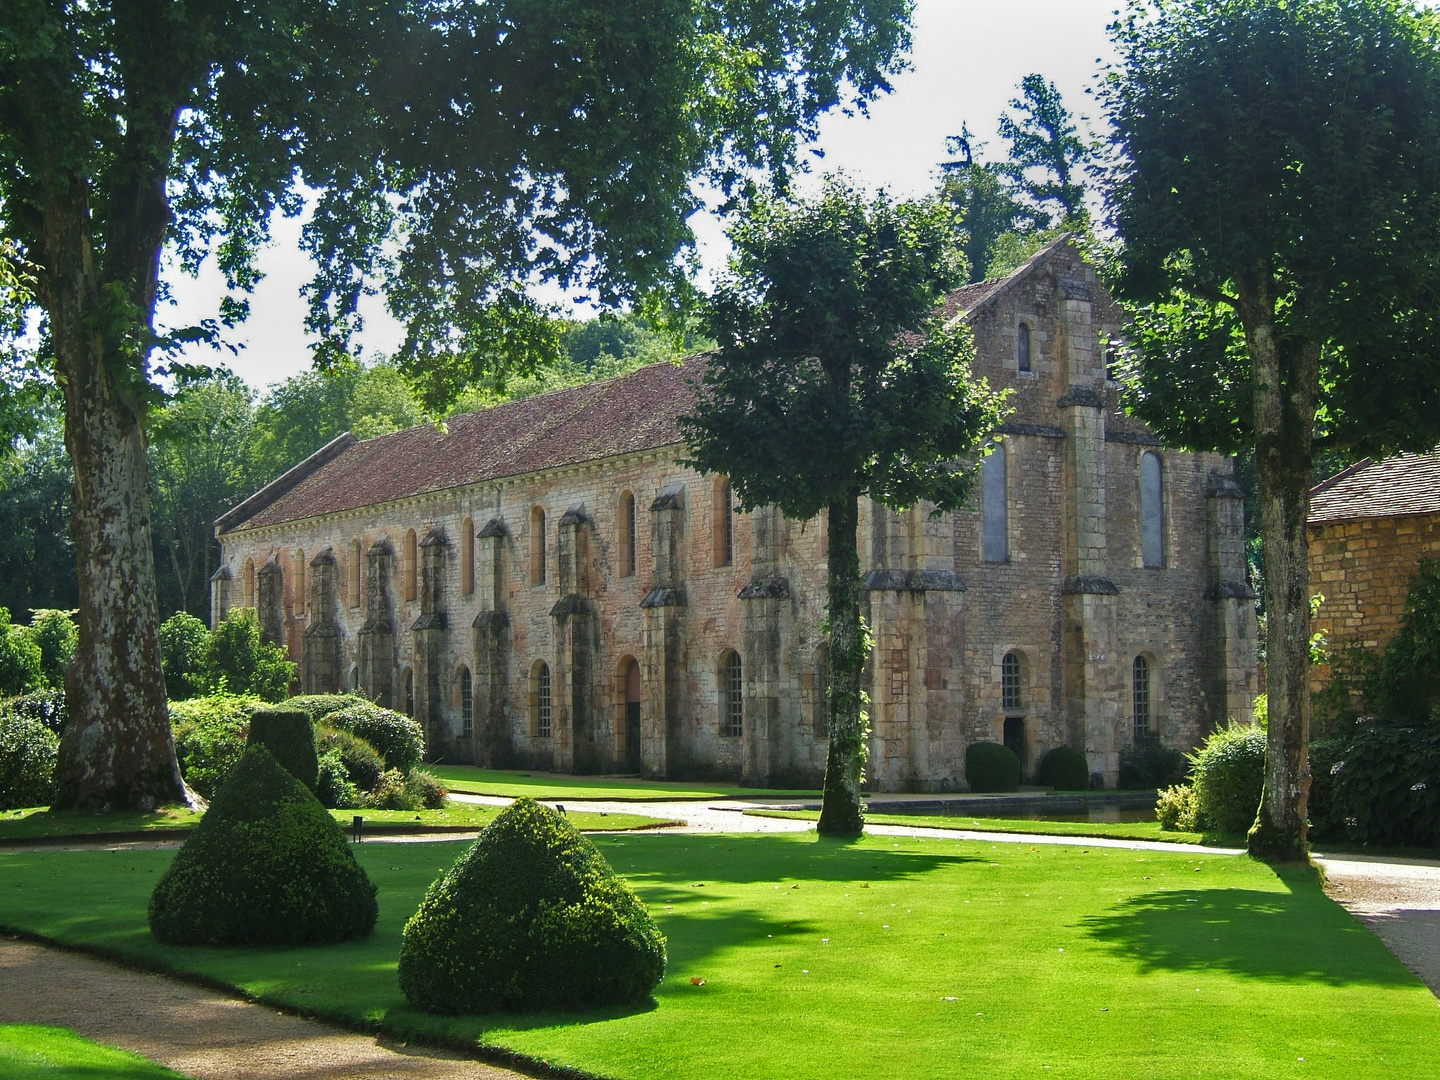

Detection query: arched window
xmin=243 ymin=557 xmax=256 ymax=607
xmin=1132 ymin=655 xmax=1152 ymax=741
xmin=530 ymin=506 xmax=547 ymax=585
xmin=1017 ymin=321 xmax=1032 ymax=372
xmin=1141 ymin=452 xmax=1165 ymax=568
xmin=982 ymin=444 xmax=1008 ymax=563
xmin=404 ymin=669 xmax=415 ymax=718
xmin=618 ymin=491 xmax=636 ymax=578
xmin=719 ymin=650 xmax=743 ymax=737
xmin=459 ymin=666 xmax=473 ymax=738
xmin=530 ymin=660 xmax=552 ymax=737
xmin=714 ymin=478 xmax=733 ymax=567
xmin=349 ymin=539 xmax=362 ymax=608
xmin=293 ymin=549 xmax=306 ymax=619
xmin=403 ymin=528 xmax=419 ymax=601
xmin=461 ymin=516 xmax=475 ymax=595
xmin=811 ymin=645 xmax=829 ymax=737
xmin=1002 ymin=651 xmax=1024 ymax=711
xmin=1104 ymin=337 xmax=1119 ymax=382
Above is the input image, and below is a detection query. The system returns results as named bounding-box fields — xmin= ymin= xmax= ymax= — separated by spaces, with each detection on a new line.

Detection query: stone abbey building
xmin=213 ymin=240 xmax=1257 ymax=790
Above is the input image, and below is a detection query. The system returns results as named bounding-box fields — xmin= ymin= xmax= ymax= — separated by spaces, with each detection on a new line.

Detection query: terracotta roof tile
xmin=1308 ymin=450 xmax=1440 ymax=525
xmin=233 ymin=355 xmax=705 ymax=531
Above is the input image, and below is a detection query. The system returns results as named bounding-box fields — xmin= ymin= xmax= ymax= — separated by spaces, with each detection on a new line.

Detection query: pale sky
xmin=161 ymin=0 xmax=1124 ymax=392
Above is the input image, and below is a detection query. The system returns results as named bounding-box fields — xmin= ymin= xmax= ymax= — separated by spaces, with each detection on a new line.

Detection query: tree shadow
xmin=1078 ymin=870 xmax=1415 ymax=987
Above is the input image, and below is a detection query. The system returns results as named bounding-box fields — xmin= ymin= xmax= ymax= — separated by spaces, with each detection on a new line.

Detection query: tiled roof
xmin=233 ymin=355 xmax=707 ymax=531
xmin=1308 ymin=451 xmax=1440 ymax=525
xmin=222 ymin=246 xmax=1059 ymax=534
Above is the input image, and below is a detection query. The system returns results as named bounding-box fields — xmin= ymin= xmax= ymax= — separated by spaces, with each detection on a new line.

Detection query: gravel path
xmin=1 ymin=797 xmax=1432 ymax=1080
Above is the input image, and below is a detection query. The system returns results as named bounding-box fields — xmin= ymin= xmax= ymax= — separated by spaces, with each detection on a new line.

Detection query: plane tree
xmin=1100 ymin=0 xmax=1440 ymax=859
xmin=0 ymin=0 xmax=916 ymax=810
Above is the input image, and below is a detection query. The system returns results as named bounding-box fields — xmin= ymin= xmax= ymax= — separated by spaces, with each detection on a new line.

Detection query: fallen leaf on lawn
xmin=690 ymin=977 xmax=706 ymax=986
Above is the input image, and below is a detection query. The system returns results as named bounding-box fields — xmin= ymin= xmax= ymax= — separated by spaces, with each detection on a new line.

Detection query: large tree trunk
xmin=818 ymin=490 xmax=867 ymax=837
xmin=1240 ymin=278 xmax=1319 ymax=861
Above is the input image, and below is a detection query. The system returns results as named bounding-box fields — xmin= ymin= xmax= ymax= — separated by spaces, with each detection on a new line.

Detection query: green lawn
xmin=0 ymin=803 xmax=672 ymax=842
xmin=0 ymin=1025 xmax=191 ymax=1079
xmin=745 ymin=808 xmax=1223 ymax=845
xmin=0 ymin=833 xmax=1432 ymax=1080
xmin=426 ymin=765 xmax=818 ymax=801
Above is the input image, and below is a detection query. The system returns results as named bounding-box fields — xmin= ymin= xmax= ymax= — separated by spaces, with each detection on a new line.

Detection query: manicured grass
xmin=0 ymin=803 xmax=672 ymax=842
xmin=745 ymin=807 xmax=1222 ymax=845
xmin=0 ymin=1025 xmax=191 ymax=1079
xmin=0 ymin=833 xmax=1433 ymax=1079
xmin=426 ymin=764 xmax=818 ymax=801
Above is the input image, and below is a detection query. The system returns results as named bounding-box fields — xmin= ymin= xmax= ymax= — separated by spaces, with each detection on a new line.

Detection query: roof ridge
xmin=1309 ymin=456 xmax=1373 ymax=496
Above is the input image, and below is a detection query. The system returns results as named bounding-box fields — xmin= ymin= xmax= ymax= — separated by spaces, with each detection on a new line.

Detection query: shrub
xmin=0 ymin=712 xmax=58 ymax=810
xmin=1155 ymin=784 xmax=1199 ymax=831
xmin=324 ymin=702 xmax=424 ymax=772
xmin=1036 ymin=746 xmax=1089 ymax=791
xmin=363 ymin=768 xmax=447 ymax=811
xmin=317 ymin=749 xmax=361 ymax=809
xmin=1118 ymin=742 xmax=1187 ymax=790
xmin=0 ymin=689 xmax=68 ymax=735
xmin=286 ymin=694 xmax=370 ymax=723
xmin=1370 ymin=560 xmax=1440 ymax=723
xmin=316 ymin=725 xmax=385 ymax=792
xmin=169 ymin=692 xmax=262 ymax=799
xmin=28 ymin=609 xmax=77 ymax=690
xmin=148 ymin=745 xmax=378 ymax=946
xmin=0 ymin=609 xmax=43 ymax=696
xmin=1305 ymin=737 xmax=1347 ymax=841
xmin=398 ymin=797 xmax=665 ymax=1012
xmin=1189 ymin=724 xmax=1266 ymax=834
xmin=247 ymin=707 xmax=318 ymax=791
xmin=1325 ymin=724 xmax=1440 ymax=848
xmin=159 ymin=611 xmax=211 ymax=701
xmin=965 ymin=741 xmax=1020 ymax=793
xmin=205 ymin=609 xmax=294 ymax=702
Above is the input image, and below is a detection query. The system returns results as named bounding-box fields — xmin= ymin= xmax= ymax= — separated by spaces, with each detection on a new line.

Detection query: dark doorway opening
xmin=624 ymin=659 xmax=642 ymax=773
xmin=1003 ymin=716 xmax=1027 ymax=778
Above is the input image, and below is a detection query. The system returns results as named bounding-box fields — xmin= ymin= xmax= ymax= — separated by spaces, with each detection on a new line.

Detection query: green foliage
xmin=27 ymin=609 xmax=76 ymax=689
xmin=0 ymin=413 xmax=77 ymax=617
xmin=323 ymin=703 xmax=425 ymax=773
xmin=286 ymin=694 xmax=370 ymax=723
xmin=204 ymin=609 xmax=295 ymax=702
xmin=0 ymin=608 xmax=43 ymax=696
xmin=1155 ymin=784 xmax=1199 ymax=831
xmin=397 ymin=798 xmax=665 ymax=1012
xmin=316 ymin=725 xmax=386 ymax=792
xmin=158 ymin=611 xmax=211 ymax=701
xmin=1189 ymin=724 xmax=1267 ymax=834
xmin=148 ymin=745 xmax=377 ymax=946
xmin=1118 ymin=742 xmax=1188 ymax=791
xmin=996 ymin=74 xmax=1091 ymax=226
xmin=247 ymin=707 xmax=318 ymax=792
xmin=0 ymin=689 xmax=67 ymax=735
xmin=317 ymin=749 xmax=361 ymax=810
xmin=0 ymin=712 xmax=58 ymax=810
xmin=168 ymin=692 xmax=263 ymax=800
xmin=1305 ymin=737 xmax=1346 ymax=839
xmin=363 ymin=768 xmax=447 ymax=811
xmin=1036 ymin=746 xmax=1090 ymax=791
xmin=937 ymin=132 xmax=1038 ymax=284
xmin=965 ymin=742 xmax=1021 ymax=794
xmin=1321 ymin=724 xmax=1440 ymax=848
xmin=1370 ymin=560 xmax=1440 ymax=724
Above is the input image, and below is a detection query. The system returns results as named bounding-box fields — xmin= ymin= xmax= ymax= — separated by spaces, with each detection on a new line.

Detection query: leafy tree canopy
xmin=997 ymin=73 xmax=1092 ymax=227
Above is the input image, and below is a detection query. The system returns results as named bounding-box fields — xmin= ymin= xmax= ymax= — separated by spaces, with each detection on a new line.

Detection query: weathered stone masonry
xmin=213 ymin=240 xmax=1258 ymax=790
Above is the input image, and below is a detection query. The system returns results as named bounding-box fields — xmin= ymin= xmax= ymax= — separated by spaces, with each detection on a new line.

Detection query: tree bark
xmin=1239 ymin=276 xmax=1318 ymax=862
xmin=818 ymin=490 xmax=867 ymax=837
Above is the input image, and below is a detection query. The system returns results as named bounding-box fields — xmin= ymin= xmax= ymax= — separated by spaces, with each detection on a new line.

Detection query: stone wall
xmin=215 ymin=242 xmax=1257 ymax=790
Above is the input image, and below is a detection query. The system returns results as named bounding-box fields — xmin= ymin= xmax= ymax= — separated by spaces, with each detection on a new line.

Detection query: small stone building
xmin=213 ymin=239 xmax=1257 ymax=790
xmin=1308 ymin=451 xmax=1440 ymax=683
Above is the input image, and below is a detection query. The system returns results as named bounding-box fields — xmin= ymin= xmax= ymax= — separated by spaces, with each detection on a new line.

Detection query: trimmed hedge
xmin=247 ymin=707 xmax=318 ymax=791
xmin=286 ymin=694 xmax=370 ymax=723
xmin=398 ymin=797 xmax=665 ymax=1012
xmin=1189 ymin=724 xmax=1266 ymax=834
xmin=148 ymin=745 xmax=378 ymax=946
xmin=0 ymin=712 xmax=58 ymax=810
xmin=1118 ymin=742 xmax=1187 ymax=791
xmin=364 ymin=768 xmax=447 ymax=811
xmin=1036 ymin=746 xmax=1089 ymax=791
xmin=168 ymin=693 xmax=262 ymax=799
xmin=323 ymin=703 xmax=424 ymax=772
xmin=965 ymin=741 xmax=1020 ymax=793
xmin=317 ymin=749 xmax=361 ymax=809
xmin=316 ymin=726 xmax=385 ymax=792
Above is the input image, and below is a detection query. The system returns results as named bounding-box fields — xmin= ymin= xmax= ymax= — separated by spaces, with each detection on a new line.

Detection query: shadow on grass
xmin=1079 ymin=872 xmax=1412 ymax=986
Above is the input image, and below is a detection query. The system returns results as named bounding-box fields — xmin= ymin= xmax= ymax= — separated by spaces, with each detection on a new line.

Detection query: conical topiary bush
xmin=247 ymin=706 xmax=318 ymax=791
xmin=398 ymin=797 xmax=666 ymax=1013
xmin=148 ymin=744 xmax=377 ymax=946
